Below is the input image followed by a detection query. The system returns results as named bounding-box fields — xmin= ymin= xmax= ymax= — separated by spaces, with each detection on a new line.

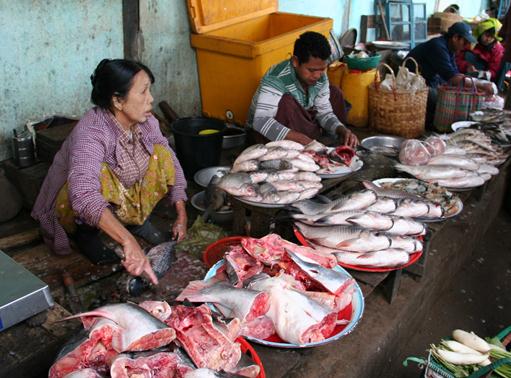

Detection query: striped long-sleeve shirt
xmin=247 ymin=59 xmax=343 ymax=141
xmin=31 ymin=107 xmax=187 ymax=255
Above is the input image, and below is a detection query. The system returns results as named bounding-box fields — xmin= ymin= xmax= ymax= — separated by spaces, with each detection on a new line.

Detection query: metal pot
xmin=222 ymin=125 xmax=246 ymax=149
xmin=191 ymin=191 xmax=233 ymax=224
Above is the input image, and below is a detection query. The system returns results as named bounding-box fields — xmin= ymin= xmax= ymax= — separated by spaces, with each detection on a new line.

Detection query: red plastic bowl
xmin=236 ymin=337 xmax=266 ymax=378
xmin=293 ymin=227 xmax=423 ymax=273
xmin=203 ymin=236 xmax=245 ymax=268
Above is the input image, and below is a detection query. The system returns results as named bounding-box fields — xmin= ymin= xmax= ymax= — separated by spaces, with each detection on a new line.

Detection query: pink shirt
xmin=32 ymin=107 xmax=187 ymax=255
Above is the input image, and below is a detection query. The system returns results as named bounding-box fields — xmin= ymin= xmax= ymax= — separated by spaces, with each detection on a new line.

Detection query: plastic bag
xmin=424 ymin=136 xmax=446 ymax=156
xmin=399 ymin=139 xmax=431 ymax=165
xmin=481 ymin=95 xmax=505 ymax=110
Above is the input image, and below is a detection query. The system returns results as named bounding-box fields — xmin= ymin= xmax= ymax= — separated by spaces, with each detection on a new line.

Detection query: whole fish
xmin=362 ymin=181 xmax=423 ymax=201
xmin=218 ymin=173 xmax=257 ymax=197
xmin=266 ymin=140 xmax=304 ymax=150
xmin=265 ymin=171 xmax=297 ymax=182
xmin=346 ymin=212 xmax=395 ymax=230
xmin=392 ymin=199 xmax=442 ymax=218
xmin=203 ymin=175 xmax=227 ymax=221
xmin=384 ymin=217 xmax=426 ymax=235
xmin=294 ymin=171 xmax=322 ymax=182
xmin=231 ymin=159 xmax=259 ymax=173
xmin=366 ymin=198 xmax=397 ymax=213
xmin=61 ymin=303 xmax=176 ymax=352
xmin=295 ymin=222 xmax=391 ymax=252
xmin=176 ymin=279 xmax=270 ymax=323
xmin=291 ymin=190 xmax=377 ymax=216
xmin=286 ymin=249 xmax=354 ymax=295
xmin=434 ymin=175 xmax=486 ymax=188
xmin=297 ymin=187 xmax=321 ymax=201
xmin=258 ymin=147 xmax=292 ymax=161
xmin=248 ymin=171 xmax=268 ymax=183
xmin=389 ymin=236 xmax=422 ymax=253
xmin=335 ymin=249 xmax=410 ymax=267
xmin=249 ymin=274 xmax=337 ymax=345
xmin=258 ymin=182 xmax=277 ymax=195
xmin=427 ymin=155 xmax=479 ymax=171
xmin=443 ymin=146 xmax=467 ymax=155
xmin=232 ymin=144 xmax=267 ymax=166
xmin=478 ymin=164 xmax=499 ymax=175
xmin=262 ymin=190 xmax=301 ymax=204
xmin=270 ymin=180 xmax=322 ymax=192
xmin=289 ymin=158 xmax=320 ymax=172
xmin=304 ymin=140 xmax=328 ymax=153
xmin=296 ymin=153 xmax=317 ymax=164
xmin=395 ymin=163 xmax=469 ymax=180
xmin=259 ymin=159 xmax=293 ymax=170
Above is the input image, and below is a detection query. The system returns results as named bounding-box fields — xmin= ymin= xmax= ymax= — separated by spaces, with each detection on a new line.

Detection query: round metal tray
xmin=360 ymin=136 xmax=404 ymax=157
xmin=193 ymin=166 xmax=230 ymax=188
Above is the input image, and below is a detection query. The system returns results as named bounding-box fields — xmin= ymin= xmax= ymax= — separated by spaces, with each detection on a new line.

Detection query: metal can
xmin=12 ymin=130 xmax=34 ymax=168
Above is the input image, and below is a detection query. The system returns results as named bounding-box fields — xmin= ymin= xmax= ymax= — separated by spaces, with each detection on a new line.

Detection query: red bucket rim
xmin=202 ymin=236 xmax=245 ymax=268
xmin=236 ymin=337 xmax=266 ymax=378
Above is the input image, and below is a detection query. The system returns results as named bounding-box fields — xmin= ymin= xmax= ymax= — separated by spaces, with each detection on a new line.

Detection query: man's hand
xmin=286 ymin=130 xmax=313 ymax=145
xmin=121 ymin=237 xmax=158 ymax=285
xmin=336 ymin=126 xmax=359 ymax=148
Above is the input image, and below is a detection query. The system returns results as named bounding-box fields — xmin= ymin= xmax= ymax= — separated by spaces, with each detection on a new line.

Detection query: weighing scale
xmin=0 ymin=250 xmax=54 ymax=331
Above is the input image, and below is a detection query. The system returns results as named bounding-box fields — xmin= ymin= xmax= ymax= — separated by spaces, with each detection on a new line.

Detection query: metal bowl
xmin=193 ymin=166 xmax=230 ymax=188
xmin=190 ymin=191 xmax=233 ymax=224
xmin=360 ymin=136 xmax=404 ymax=157
xmin=222 ymin=126 xmax=246 ymax=149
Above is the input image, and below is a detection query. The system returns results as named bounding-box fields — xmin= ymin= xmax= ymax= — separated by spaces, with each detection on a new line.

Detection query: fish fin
xmin=361 ymin=180 xmax=377 ymax=191
xmin=59 ymin=310 xmax=118 ymax=325
xmin=175 ymin=279 xmax=219 ymax=302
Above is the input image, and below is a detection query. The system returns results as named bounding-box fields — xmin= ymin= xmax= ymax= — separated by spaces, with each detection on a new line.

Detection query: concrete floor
xmin=387 ymin=209 xmax=511 ymax=377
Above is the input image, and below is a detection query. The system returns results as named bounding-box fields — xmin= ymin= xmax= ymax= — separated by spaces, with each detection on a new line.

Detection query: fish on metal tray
xmin=258 ymin=159 xmax=293 ymax=171
xmin=217 ymin=173 xmax=257 ymax=197
xmin=270 ymin=180 xmax=322 ymax=192
xmin=258 ymin=147 xmax=292 ymax=161
xmin=266 ymin=140 xmax=304 ymax=150
xmin=366 ymin=198 xmax=398 ymax=213
xmin=231 ymin=159 xmax=259 ymax=173
xmin=395 ymin=163 xmax=469 ymax=181
xmin=232 ymin=144 xmax=267 ymax=166
xmin=289 ymin=157 xmax=320 ymax=172
xmin=261 ymin=190 xmax=301 ymax=204
xmin=427 ymin=155 xmax=479 ymax=171
xmin=362 ymin=180 xmax=424 ymax=201
xmin=335 ymin=249 xmax=410 ymax=268
xmin=433 ymin=174 xmax=486 ymax=188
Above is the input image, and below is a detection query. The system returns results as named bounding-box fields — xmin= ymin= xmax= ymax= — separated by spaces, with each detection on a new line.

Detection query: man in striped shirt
xmin=247 ymin=31 xmax=358 ymax=147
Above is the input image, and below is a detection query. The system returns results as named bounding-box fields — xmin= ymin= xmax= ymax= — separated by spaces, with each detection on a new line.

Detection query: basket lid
xmin=187 ymin=0 xmax=278 ymax=34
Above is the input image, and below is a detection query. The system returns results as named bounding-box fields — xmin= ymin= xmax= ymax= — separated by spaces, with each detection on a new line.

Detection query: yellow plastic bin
xmin=187 ymin=0 xmax=333 ymax=125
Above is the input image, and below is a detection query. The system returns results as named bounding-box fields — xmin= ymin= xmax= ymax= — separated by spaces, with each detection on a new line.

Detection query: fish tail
xmin=59 ymin=310 xmax=118 ymax=324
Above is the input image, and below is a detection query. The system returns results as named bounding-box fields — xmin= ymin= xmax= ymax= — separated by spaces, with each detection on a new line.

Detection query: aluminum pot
xmin=222 ymin=125 xmax=246 ymax=149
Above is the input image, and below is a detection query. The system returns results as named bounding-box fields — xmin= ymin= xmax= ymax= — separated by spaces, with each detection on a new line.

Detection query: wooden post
xmin=123 ymin=0 xmax=141 ymax=60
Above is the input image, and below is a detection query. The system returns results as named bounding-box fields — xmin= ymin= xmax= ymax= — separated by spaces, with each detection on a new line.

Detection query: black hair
xmin=293 ymin=31 xmax=331 ymax=64
xmin=90 ymin=59 xmax=155 ymax=109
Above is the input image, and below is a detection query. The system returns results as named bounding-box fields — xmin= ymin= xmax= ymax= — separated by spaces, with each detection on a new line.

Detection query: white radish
xmin=436 ymin=349 xmax=489 ymax=365
xmin=479 ymin=358 xmax=492 ymax=367
xmin=452 ymin=329 xmax=491 ymax=353
xmin=441 ymin=340 xmax=482 ymax=355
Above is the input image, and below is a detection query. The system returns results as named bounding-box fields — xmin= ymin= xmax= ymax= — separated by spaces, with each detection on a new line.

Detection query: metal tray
xmin=193 ymin=166 xmax=230 ymax=188
xmin=360 ymin=136 xmax=404 ymax=157
xmin=204 ymin=260 xmax=365 ymax=348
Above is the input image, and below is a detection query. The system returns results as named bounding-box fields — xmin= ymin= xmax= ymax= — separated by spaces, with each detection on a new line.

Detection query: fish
xmin=389 ymin=236 xmax=422 ymax=253
xmin=258 ymin=159 xmax=293 ymax=170
xmin=427 ymin=155 xmax=479 ymax=171
xmin=224 ymin=245 xmax=263 ymax=288
xmin=258 ymin=147 xmax=292 ymax=161
xmin=217 ymin=173 xmax=257 ymax=197
xmin=286 ymin=249 xmax=354 ymax=295
xmin=362 ymin=181 xmax=423 ymax=201
xmin=395 ymin=163 xmax=470 ymax=181
xmin=61 ymin=303 xmax=176 ymax=353
xmin=443 ymin=146 xmax=467 ymax=155
xmin=248 ymin=171 xmax=268 ymax=183
xmin=231 ymin=159 xmax=259 ymax=173
xmin=294 ymin=171 xmax=322 ymax=182
xmin=297 ymin=188 xmax=321 ymax=201
xmin=304 ymin=140 xmax=328 ymax=153
xmin=478 ymin=164 xmax=499 ymax=175
xmin=232 ymin=144 xmax=267 ymax=166
xmin=240 ymin=315 xmax=276 ymax=340
xmin=289 ymin=158 xmax=320 ymax=172
xmin=258 ymin=182 xmax=277 ymax=195
xmin=384 ymin=217 xmax=426 ymax=235
xmin=392 ymin=199 xmax=442 ymax=218
xmin=265 ymin=140 xmax=304 ymax=150
xmin=345 ymin=212 xmax=395 ymax=230
xmin=335 ymin=249 xmax=410 ymax=267
xmin=296 ymin=152 xmax=317 ymax=164
xmin=138 ymin=301 xmax=172 ymax=322
xmin=270 ymin=180 xmax=322 ymax=192
xmin=433 ymin=175 xmax=486 ymax=188
xmin=184 ymin=368 xmax=248 ymax=377
xmin=366 ymin=198 xmax=397 ymax=213
xmin=264 ymin=171 xmax=298 ymax=182
xmin=295 ymin=222 xmax=391 ymax=252
xmin=176 ymin=279 xmax=270 ymax=323
xmin=248 ymin=273 xmax=337 ymax=345
xmin=261 ymin=190 xmax=301 ymax=204
xmin=290 ymin=190 xmax=376 ymax=216
xmin=204 ymin=175 xmax=228 ymax=221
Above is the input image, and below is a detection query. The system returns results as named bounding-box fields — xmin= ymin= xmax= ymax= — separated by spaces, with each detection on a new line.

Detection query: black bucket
xmin=171 ymin=117 xmax=226 ymax=178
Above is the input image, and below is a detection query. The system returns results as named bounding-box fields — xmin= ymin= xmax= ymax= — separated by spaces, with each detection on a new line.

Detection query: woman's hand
xmin=172 ymin=200 xmax=187 ymax=242
xmin=121 ymin=237 xmax=158 ymax=285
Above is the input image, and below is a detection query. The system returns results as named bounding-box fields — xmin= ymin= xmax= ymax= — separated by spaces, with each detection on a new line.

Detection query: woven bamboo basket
xmin=368 ymin=58 xmax=428 ymax=139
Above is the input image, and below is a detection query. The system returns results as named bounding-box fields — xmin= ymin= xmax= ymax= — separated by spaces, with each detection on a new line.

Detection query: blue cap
xmin=447 ymin=22 xmax=476 ymax=44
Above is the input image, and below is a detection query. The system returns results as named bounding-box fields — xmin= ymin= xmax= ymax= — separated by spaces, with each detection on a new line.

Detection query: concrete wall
xmin=0 ymin=1 xmax=123 ymax=160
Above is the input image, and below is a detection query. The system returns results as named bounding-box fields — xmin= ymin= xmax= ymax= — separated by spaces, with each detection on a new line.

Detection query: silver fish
xmin=392 ymin=199 xmax=431 ymax=218
xmin=346 ymin=212 xmax=395 ymax=230
xmin=291 ymin=190 xmax=377 ymax=216
xmin=294 ymin=171 xmax=322 ymax=182
xmin=296 ymin=153 xmax=317 ymax=164
xmin=265 ymin=171 xmax=298 ymax=182
xmin=389 ymin=236 xmax=422 ymax=253
xmin=286 ymin=249 xmax=354 ymax=294
xmin=248 ymin=171 xmax=268 ymax=183
xmin=366 ymin=198 xmax=397 ymax=213
xmin=384 ymin=217 xmax=425 ymax=235
xmin=259 ymin=159 xmax=293 ymax=170
xmin=434 ymin=175 xmax=486 ymax=188
xmin=262 ymin=191 xmax=301 ymax=204
xmin=270 ymin=180 xmax=322 ymax=192
xmin=362 ymin=181 xmax=423 ymax=201
xmin=289 ymin=158 xmax=320 ymax=172
xmin=297 ymin=188 xmax=321 ymax=201
xmin=231 ymin=159 xmax=259 ymax=173
xmin=443 ymin=146 xmax=467 ymax=155
xmin=427 ymin=155 xmax=479 ymax=171
xmin=335 ymin=249 xmax=410 ymax=268
xmin=233 ymin=144 xmax=267 ymax=166
xmin=395 ymin=163 xmax=469 ymax=181
xmin=258 ymin=147 xmax=291 ymax=161
xmin=218 ymin=173 xmax=257 ymax=197
xmin=477 ymin=164 xmax=499 ymax=175
xmin=265 ymin=140 xmax=304 ymax=150
xmin=258 ymin=182 xmax=277 ymax=195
